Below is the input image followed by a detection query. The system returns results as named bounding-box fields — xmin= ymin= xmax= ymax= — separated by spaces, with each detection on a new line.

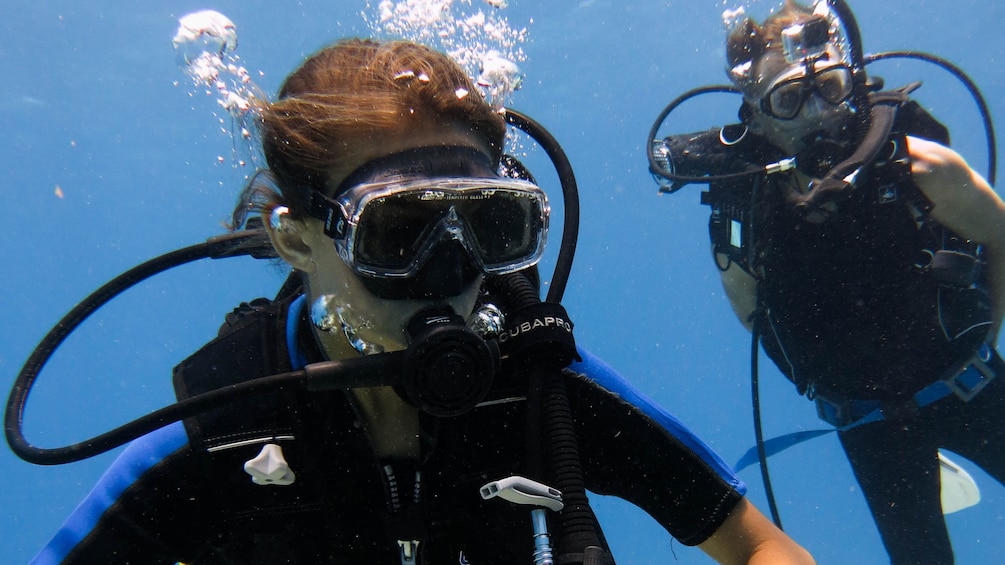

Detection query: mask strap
xmin=335 ymin=145 xmax=497 ymax=195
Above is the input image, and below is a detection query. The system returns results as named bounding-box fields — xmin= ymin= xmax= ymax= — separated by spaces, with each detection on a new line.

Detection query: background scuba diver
xmin=648 ymin=1 xmax=1005 ymax=563
xmin=27 ymin=39 xmax=814 ymax=564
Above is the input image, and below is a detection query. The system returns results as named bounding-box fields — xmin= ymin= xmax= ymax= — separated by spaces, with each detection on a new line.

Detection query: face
xmin=271 ymin=123 xmax=494 ymax=358
xmin=744 ymin=46 xmax=855 ymax=154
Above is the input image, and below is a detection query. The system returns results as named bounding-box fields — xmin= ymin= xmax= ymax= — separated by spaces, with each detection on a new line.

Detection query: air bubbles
xmin=173 ymin=10 xmax=263 ymax=174
xmin=173 ymin=10 xmax=237 ymax=63
xmin=173 ymin=10 xmax=257 ymax=121
xmin=364 ymin=0 xmax=529 ymax=111
xmin=476 ymin=50 xmax=523 ymax=111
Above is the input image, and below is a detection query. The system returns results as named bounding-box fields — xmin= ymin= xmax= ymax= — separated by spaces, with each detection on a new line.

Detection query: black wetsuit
xmin=743 ymin=135 xmax=1005 ymax=564
xmin=33 ymin=295 xmax=746 ymax=564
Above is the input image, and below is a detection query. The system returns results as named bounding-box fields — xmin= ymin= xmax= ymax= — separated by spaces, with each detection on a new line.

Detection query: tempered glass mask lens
xmin=814 ymin=66 xmax=853 ymax=104
xmin=766 ymin=80 xmax=807 ymax=120
xmin=351 ymin=185 xmax=545 ymax=275
xmin=354 ymin=193 xmax=441 ymax=271
xmin=467 ymin=193 xmax=541 ymax=266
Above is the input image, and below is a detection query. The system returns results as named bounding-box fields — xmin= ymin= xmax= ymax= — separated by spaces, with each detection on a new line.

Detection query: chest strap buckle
xmin=944 ymin=343 xmax=1001 ymax=401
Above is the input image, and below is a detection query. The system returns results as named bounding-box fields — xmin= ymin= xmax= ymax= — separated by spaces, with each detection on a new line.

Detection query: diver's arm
xmin=32 ymin=424 xmax=203 ymax=564
xmin=907 ymin=136 xmax=1005 ymax=338
xmin=716 ymin=250 xmax=759 ymax=332
xmin=698 ymin=498 xmax=816 ymax=565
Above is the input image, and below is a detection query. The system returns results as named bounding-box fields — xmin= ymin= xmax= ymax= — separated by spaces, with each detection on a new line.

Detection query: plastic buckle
xmin=397 ymin=540 xmax=420 ymax=565
xmin=814 ymin=395 xmax=845 ymax=427
xmin=814 ymin=394 xmax=881 ymax=429
xmin=945 ymin=345 xmax=999 ymax=402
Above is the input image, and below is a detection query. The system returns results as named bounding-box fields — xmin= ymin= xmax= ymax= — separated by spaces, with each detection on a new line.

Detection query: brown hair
xmin=726 ymin=0 xmax=815 ymax=73
xmin=235 ymin=38 xmax=507 ymax=224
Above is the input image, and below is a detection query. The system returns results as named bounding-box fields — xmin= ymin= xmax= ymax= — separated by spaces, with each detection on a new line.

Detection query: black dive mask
xmin=308 ymin=145 xmax=549 ymax=300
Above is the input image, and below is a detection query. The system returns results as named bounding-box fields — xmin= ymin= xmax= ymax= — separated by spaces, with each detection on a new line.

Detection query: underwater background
xmin=2 ymin=1 xmax=1003 ymax=563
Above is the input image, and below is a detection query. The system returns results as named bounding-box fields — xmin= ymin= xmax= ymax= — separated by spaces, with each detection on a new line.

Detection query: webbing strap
xmin=816 ymin=344 xmax=1002 ymax=430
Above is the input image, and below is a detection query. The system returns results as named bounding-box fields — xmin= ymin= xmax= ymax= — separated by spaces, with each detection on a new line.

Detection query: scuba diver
xmin=11 ymin=39 xmax=814 ymax=564
xmin=647 ymin=1 xmax=1005 ymax=563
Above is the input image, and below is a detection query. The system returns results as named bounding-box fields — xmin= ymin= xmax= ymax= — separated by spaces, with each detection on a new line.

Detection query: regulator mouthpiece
xmin=397 ymin=307 xmax=499 ymax=417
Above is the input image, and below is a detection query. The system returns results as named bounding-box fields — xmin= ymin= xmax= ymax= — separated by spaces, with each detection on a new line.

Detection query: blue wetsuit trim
xmin=287 ymin=294 xmax=308 ymax=370
xmin=31 ymin=421 xmax=189 ymax=565
xmin=570 ymin=347 xmax=747 ymax=494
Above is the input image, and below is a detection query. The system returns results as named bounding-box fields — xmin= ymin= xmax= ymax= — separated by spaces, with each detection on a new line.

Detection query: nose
xmin=801 ymin=94 xmax=828 ymax=117
xmin=431 ymin=206 xmax=478 ymax=259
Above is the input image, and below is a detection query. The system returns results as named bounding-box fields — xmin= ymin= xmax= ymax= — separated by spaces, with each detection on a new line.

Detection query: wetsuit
xmin=739 ymin=132 xmax=1005 ymax=564
xmin=33 ymin=294 xmax=746 ymax=564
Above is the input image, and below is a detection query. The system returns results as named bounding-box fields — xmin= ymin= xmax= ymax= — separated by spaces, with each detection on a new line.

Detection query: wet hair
xmin=232 ymin=38 xmax=507 ymax=227
xmin=726 ymin=0 xmax=816 ymax=80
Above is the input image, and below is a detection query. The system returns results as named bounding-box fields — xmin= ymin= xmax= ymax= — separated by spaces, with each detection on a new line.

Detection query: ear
xmin=739 ymin=101 xmax=765 ymax=134
xmin=263 ymin=208 xmax=315 ymax=272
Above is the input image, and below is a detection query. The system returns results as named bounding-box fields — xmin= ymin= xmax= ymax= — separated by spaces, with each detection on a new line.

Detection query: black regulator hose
xmin=495 ymin=107 xmax=606 ymax=560
xmin=540 ymin=368 xmax=610 ymax=563
xmin=750 ymin=318 xmax=783 ymax=530
xmin=5 ymin=230 xmax=275 ymax=465
xmin=504 ymin=109 xmax=579 ymax=303
xmin=864 ymin=50 xmax=997 ymax=185
xmin=827 ymin=0 xmax=866 ymax=70
xmin=646 ymin=85 xmax=769 ymax=191
xmin=490 ymin=271 xmax=610 ymax=564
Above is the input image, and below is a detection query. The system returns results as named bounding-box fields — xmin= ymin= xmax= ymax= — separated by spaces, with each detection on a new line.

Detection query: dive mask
xmin=309 ymin=146 xmax=549 ymax=280
xmin=760 ymin=60 xmax=854 ymax=120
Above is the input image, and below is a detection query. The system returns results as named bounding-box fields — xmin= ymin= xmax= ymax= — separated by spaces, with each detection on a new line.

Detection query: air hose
xmin=491 ymin=271 xmax=613 ymax=565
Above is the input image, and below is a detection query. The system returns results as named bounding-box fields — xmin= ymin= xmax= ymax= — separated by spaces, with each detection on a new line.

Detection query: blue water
xmin=3 ymin=1 xmax=1003 ymax=563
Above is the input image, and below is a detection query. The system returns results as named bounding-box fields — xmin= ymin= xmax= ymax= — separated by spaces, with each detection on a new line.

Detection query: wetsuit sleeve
xmin=32 ymin=422 xmax=208 ymax=564
xmin=568 ymin=347 xmax=746 ymax=546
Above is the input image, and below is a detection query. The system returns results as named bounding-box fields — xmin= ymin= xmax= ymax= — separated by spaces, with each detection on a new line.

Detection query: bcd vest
xmin=703 ymin=100 xmax=992 ymax=401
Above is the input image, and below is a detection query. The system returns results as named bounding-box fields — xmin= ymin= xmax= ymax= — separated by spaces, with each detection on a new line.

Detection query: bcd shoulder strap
xmin=172 ymin=298 xmax=298 ymax=451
